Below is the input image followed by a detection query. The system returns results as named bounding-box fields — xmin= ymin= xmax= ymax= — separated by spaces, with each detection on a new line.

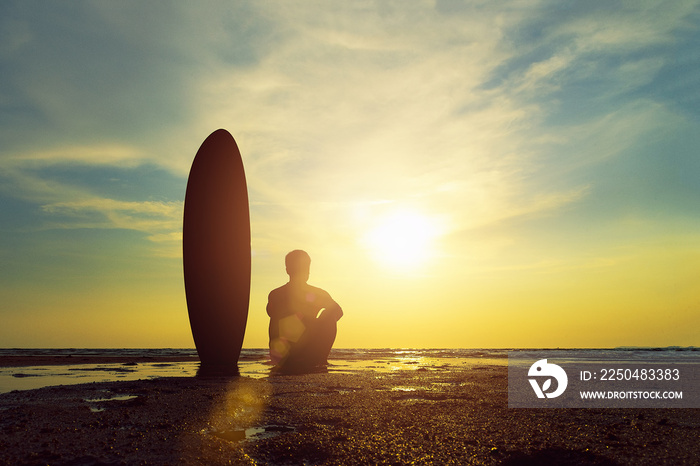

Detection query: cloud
xmin=41 ymin=198 xmax=181 ymax=231
xmin=0 ymin=144 xmax=183 ymax=258
xmin=40 ymin=195 xmax=183 ymax=257
xmin=0 ymin=2 xmax=272 ymax=175
xmin=2 ymin=0 xmax=698 ymax=259
xmin=181 ymin=2 xmax=697 ymax=265
xmin=5 ymin=144 xmax=145 ymax=167
xmin=184 ymin=2 xmax=591 ymax=248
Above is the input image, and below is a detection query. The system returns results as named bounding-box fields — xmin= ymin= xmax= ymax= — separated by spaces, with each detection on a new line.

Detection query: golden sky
xmin=1 ymin=1 xmax=699 ymax=348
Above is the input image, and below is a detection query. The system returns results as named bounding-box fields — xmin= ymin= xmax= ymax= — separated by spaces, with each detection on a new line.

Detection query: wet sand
xmin=1 ymin=356 xmax=698 ymax=465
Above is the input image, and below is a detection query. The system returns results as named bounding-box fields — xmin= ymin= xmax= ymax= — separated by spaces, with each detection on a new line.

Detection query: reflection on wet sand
xmin=201 ymin=377 xmax=272 ymax=448
xmin=0 ymin=353 xmax=508 ymax=394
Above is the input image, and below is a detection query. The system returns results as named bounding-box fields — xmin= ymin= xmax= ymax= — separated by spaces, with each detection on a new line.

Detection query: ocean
xmin=1 ymin=347 xmax=697 ymax=394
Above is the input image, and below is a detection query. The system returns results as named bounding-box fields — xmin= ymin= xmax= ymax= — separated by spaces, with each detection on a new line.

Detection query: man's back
xmin=266 ymin=250 xmax=342 ymax=369
xmin=267 ymin=282 xmax=337 ymax=322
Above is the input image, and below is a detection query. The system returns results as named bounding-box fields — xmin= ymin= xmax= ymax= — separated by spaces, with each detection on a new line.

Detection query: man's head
xmin=285 ymin=249 xmax=311 ymax=282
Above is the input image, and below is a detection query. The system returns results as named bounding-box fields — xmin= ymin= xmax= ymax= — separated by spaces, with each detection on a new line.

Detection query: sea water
xmin=0 ymin=347 xmax=696 ymax=394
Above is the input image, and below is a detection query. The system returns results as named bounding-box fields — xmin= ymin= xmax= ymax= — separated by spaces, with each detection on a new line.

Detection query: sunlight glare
xmin=363 ymin=210 xmax=441 ymax=270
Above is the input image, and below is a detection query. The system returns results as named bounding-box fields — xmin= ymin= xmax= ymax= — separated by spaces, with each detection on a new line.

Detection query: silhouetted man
xmin=267 ymin=250 xmax=343 ymax=370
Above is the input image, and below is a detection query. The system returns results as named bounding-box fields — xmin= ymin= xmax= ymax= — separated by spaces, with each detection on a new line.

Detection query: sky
xmin=1 ymin=1 xmax=698 ymax=349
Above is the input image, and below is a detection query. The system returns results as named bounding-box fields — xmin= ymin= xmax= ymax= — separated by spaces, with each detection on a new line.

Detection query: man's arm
xmin=266 ymin=290 xmax=280 ymax=318
xmin=315 ymin=287 xmax=342 ymax=321
xmin=325 ymin=300 xmax=343 ymax=321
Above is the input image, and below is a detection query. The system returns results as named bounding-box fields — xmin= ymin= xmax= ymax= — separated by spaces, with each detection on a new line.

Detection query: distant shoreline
xmin=0 ymin=355 xmax=201 ymax=367
xmin=1 ymin=345 xmax=697 ymax=367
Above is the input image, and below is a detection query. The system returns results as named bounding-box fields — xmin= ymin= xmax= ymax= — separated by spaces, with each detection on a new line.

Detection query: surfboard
xmin=183 ymin=129 xmax=250 ymax=370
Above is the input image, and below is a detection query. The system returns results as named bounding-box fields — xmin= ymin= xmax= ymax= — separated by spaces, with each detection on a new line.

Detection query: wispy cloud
xmin=0 ymin=144 xmax=183 ymax=256
xmin=187 ymin=3 xmax=587 ymax=245
xmin=2 ymin=1 xmax=697 ymax=248
xmin=5 ymin=145 xmax=145 ymax=167
xmin=41 ymin=198 xmax=181 ymax=231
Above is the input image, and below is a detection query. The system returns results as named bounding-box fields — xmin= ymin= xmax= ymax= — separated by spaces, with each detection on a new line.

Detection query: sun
xmin=363 ymin=210 xmax=440 ymax=270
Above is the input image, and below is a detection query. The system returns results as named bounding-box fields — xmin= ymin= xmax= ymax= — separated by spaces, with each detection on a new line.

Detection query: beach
xmin=1 ymin=351 xmax=698 ymax=465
